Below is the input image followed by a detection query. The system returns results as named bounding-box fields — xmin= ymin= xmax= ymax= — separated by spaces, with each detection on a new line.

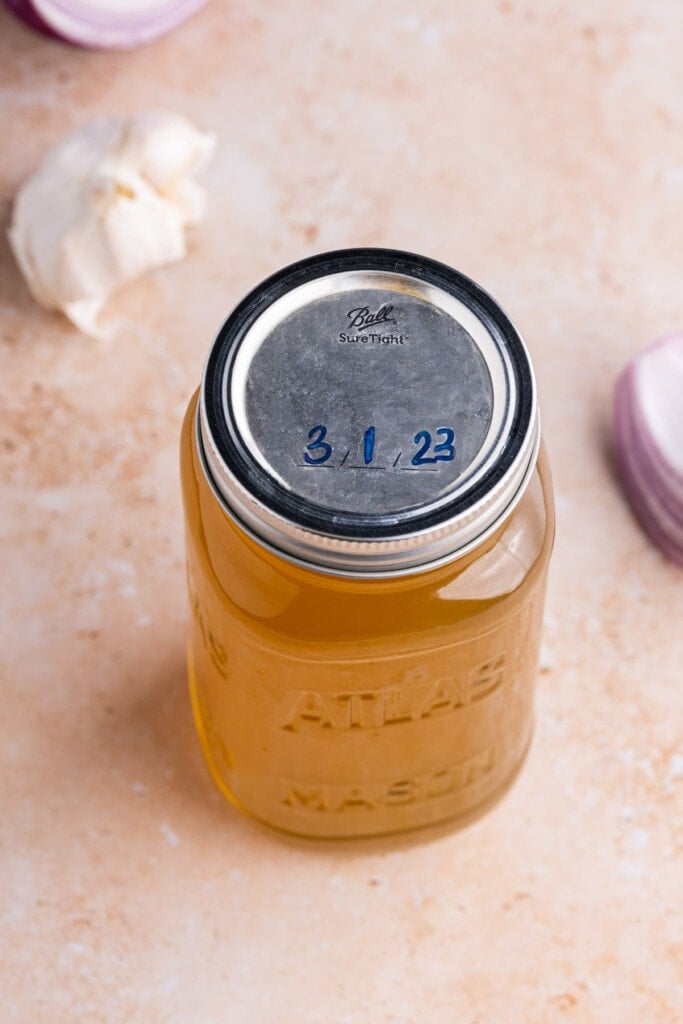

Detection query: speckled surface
xmin=1 ymin=3 xmax=682 ymax=1022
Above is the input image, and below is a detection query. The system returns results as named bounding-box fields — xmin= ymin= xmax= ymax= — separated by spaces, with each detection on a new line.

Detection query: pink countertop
xmin=1 ymin=3 xmax=682 ymax=1021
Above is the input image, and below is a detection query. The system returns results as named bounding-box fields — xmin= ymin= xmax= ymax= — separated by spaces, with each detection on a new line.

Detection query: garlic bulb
xmin=8 ymin=112 xmax=215 ymax=336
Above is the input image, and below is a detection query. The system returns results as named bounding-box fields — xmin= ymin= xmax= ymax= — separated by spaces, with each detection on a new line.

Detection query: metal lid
xmin=199 ymin=248 xmax=539 ymax=577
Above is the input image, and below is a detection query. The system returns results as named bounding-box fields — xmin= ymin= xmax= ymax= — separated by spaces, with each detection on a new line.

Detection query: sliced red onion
xmin=4 ymin=0 xmax=61 ymax=38
xmin=4 ymin=0 xmax=207 ymax=48
xmin=614 ymin=334 xmax=683 ymax=566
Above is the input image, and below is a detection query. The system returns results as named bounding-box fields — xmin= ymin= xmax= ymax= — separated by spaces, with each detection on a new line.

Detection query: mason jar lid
xmin=198 ymin=248 xmax=539 ymax=577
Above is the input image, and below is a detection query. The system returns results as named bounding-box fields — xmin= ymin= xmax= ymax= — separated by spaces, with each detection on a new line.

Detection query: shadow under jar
xmin=180 ymin=249 xmax=554 ymax=839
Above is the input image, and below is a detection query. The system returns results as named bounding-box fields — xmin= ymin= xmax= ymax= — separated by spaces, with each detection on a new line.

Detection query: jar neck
xmin=197 ymin=402 xmax=540 ymax=580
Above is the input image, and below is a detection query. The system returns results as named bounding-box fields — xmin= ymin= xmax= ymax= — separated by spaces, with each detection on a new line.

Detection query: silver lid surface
xmin=199 ymin=249 xmax=539 ymax=577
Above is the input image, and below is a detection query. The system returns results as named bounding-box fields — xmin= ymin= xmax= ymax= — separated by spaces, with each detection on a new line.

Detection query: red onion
xmin=4 ymin=0 xmax=207 ymax=49
xmin=5 ymin=0 xmax=60 ymax=37
xmin=614 ymin=334 xmax=683 ymax=566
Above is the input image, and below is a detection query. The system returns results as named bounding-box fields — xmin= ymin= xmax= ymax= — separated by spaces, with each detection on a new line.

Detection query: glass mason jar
xmin=180 ymin=249 xmax=554 ymax=839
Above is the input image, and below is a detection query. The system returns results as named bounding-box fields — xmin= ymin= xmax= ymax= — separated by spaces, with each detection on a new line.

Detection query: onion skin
xmin=614 ymin=335 xmax=683 ymax=567
xmin=3 ymin=0 xmax=208 ymax=49
xmin=4 ymin=0 xmax=61 ymax=40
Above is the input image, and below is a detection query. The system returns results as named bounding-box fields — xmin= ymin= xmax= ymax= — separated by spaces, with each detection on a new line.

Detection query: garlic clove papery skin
xmin=8 ymin=112 xmax=215 ymax=337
